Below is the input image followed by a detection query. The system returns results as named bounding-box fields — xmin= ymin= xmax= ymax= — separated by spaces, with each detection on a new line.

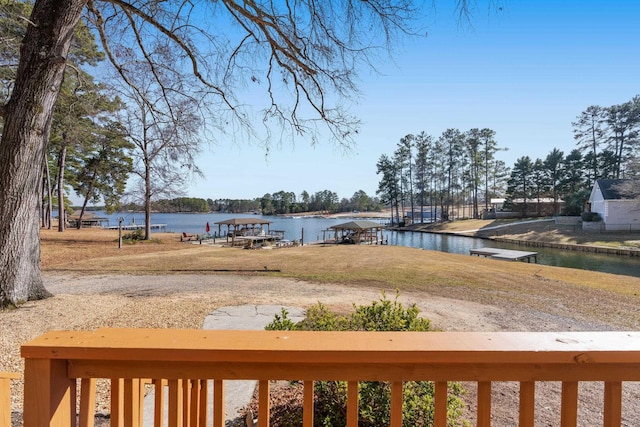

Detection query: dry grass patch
xmin=412 ymin=218 xmax=640 ymax=249
xmin=39 ymin=227 xmax=640 ymax=329
xmin=41 ymin=228 xmax=184 ymax=267
xmin=43 ymin=232 xmax=640 ymax=295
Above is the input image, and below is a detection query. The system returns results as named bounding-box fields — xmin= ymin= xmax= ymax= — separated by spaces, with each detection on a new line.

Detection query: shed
xmin=328 ymin=220 xmax=385 ymax=245
xmin=589 ymin=179 xmax=640 ymax=231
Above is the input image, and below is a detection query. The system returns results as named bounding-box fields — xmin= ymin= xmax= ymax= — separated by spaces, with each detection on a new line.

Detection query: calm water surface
xmin=98 ymin=211 xmax=640 ymax=278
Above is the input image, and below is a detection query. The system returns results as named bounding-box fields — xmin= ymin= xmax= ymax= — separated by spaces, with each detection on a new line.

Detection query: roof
xmin=214 ymin=218 xmax=272 ymax=226
xmin=69 ymin=210 xmax=108 ymax=220
xmin=329 ymin=220 xmax=385 ymax=230
xmin=596 ymin=179 xmax=640 ymax=200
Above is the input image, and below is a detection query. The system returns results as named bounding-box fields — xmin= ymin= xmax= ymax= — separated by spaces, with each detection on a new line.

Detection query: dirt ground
xmin=4 ymin=272 xmax=639 ymax=426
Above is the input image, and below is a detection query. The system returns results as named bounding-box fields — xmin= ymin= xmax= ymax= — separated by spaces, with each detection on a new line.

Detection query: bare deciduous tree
xmin=0 ymin=0 xmax=422 ymax=305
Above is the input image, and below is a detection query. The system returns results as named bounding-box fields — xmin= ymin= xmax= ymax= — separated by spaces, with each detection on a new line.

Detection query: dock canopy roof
xmin=329 ymin=220 xmax=385 ymax=231
xmin=214 ymin=218 xmax=272 ymax=226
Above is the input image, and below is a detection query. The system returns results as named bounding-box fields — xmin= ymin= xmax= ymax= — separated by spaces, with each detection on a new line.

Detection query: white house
xmin=588 ymin=179 xmax=640 ymax=231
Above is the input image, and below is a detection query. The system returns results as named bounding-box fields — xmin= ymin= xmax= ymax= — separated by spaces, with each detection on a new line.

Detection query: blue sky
xmin=187 ymin=1 xmax=640 ymax=201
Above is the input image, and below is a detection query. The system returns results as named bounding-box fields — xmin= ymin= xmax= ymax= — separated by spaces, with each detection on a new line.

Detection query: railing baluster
xmin=198 ymin=380 xmax=208 ymax=427
xmin=258 ymin=380 xmax=270 ymax=427
xmin=79 ymin=378 xmax=96 ymax=427
xmin=154 ymin=380 xmax=165 ymax=427
xmin=182 ymin=380 xmax=191 ymax=427
xmin=189 ymin=380 xmax=200 ymax=427
xmin=560 ymin=381 xmax=578 ymax=427
xmin=390 ymin=381 xmax=403 ymax=427
xmin=123 ymin=379 xmax=142 ymax=427
xmin=518 ymin=381 xmax=535 ymax=427
xmin=434 ymin=381 xmax=448 ymax=427
xmin=71 ymin=378 xmax=78 ymax=427
xmin=347 ymin=381 xmax=359 ymax=427
xmin=603 ymin=381 xmax=622 ymax=427
xmin=168 ymin=380 xmax=183 ymax=427
xmin=111 ymin=378 xmax=124 ymax=427
xmin=303 ymin=380 xmax=314 ymax=427
xmin=477 ymin=381 xmax=492 ymax=427
xmin=213 ymin=380 xmax=224 ymax=427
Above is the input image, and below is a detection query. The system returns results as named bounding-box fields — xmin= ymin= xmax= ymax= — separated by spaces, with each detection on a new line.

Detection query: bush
xmin=266 ymin=292 xmax=468 ymax=426
xmin=563 ymin=189 xmax=591 ymax=216
xmin=581 ymin=212 xmax=602 ymax=222
xmin=122 ymin=229 xmax=144 ymax=241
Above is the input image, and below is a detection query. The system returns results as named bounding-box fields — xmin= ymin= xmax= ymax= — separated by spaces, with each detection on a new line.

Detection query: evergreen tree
xmin=507 ymin=156 xmax=534 ymax=217
xmin=572 ymin=105 xmax=605 ymax=185
xmin=543 ymin=148 xmax=564 ymax=215
xmin=480 ymin=128 xmax=500 ymax=212
xmin=531 ymin=159 xmax=549 ymax=216
xmin=465 ymin=128 xmax=482 ymax=218
xmin=604 ymin=98 xmax=640 ymax=178
xmin=376 ymin=154 xmax=401 ymax=225
xmin=560 ymin=149 xmax=585 ymax=197
xmin=413 ymin=131 xmax=433 ymax=223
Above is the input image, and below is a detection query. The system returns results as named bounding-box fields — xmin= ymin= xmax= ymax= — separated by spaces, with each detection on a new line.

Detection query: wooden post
xmin=118 ymin=217 xmax=123 ymax=249
xmin=23 ymin=359 xmax=74 ymax=427
xmin=1 ymin=372 xmax=19 ymax=427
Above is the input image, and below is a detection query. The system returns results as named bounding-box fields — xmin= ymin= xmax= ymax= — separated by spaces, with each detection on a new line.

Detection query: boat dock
xmin=105 ymin=224 xmax=167 ymax=231
xmin=470 ymin=248 xmax=538 ymax=263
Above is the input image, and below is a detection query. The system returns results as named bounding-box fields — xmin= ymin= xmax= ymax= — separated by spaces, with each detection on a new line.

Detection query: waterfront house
xmin=588 ymin=179 xmax=640 ymax=231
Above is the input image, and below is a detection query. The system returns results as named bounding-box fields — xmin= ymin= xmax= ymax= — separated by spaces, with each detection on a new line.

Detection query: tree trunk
xmin=0 ymin=0 xmax=86 ymax=307
xmin=144 ymin=159 xmax=152 ymax=240
xmin=78 ymin=178 xmax=96 ymax=229
xmin=45 ymin=160 xmax=53 ymax=229
xmin=57 ymin=140 xmax=67 ymax=232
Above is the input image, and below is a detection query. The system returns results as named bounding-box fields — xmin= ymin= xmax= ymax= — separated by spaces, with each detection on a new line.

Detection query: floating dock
xmin=470 ymin=248 xmax=538 ymax=263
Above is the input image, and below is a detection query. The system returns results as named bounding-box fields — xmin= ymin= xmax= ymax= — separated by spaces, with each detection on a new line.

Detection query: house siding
xmin=588 ymin=180 xmax=640 ymax=231
xmin=602 ymin=200 xmax=640 ymax=231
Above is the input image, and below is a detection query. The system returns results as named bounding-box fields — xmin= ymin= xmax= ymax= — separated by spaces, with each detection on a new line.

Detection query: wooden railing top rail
xmin=22 ymin=329 xmax=640 ymax=360
xmin=21 ymin=329 xmax=640 ymax=382
xmin=0 ymin=373 xmax=19 ymax=380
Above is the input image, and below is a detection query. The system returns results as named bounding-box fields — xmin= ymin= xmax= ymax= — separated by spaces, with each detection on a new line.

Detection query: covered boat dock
xmin=325 ymin=220 xmax=386 ymax=245
xmin=214 ymin=218 xmax=284 ymax=247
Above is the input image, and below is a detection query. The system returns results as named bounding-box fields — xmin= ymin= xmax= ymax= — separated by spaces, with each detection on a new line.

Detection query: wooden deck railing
xmin=1 ymin=371 xmax=19 ymax=427
xmin=21 ymin=329 xmax=640 ymax=427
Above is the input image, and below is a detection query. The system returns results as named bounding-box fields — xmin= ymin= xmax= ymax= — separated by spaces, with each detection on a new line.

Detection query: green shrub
xmin=122 ymin=229 xmax=144 ymax=241
xmin=266 ymin=292 xmax=468 ymax=426
xmin=581 ymin=211 xmax=602 ymax=222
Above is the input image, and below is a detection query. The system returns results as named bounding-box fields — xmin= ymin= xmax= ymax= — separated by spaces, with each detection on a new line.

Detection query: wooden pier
xmin=470 ymin=247 xmax=538 ymax=263
xmin=105 ymin=223 xmax=167 ymax=231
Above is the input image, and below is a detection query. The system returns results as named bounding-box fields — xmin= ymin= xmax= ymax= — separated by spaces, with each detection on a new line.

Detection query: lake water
xmin=97 ymin=211 xmax=640 ymax=278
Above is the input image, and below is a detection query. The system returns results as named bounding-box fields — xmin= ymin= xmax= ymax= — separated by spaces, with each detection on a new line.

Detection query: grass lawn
xmin=40 ymin=225 xmax=640 ymax=329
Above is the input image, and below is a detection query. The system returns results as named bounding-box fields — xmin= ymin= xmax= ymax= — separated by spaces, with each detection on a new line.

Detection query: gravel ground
xmin=3 ymin=272 xmax=639 ymax=426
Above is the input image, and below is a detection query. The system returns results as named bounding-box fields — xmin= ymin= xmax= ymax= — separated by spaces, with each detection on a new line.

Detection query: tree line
xmin=376 ymin=95 xmax=639 ymax=224
xmin=124 ymin=189 xmax=383 ymax=215
xmin=376 ymin=129 xmax=508 ymax=224
xmin=508 ymin=95 xmax=639 ymax=216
